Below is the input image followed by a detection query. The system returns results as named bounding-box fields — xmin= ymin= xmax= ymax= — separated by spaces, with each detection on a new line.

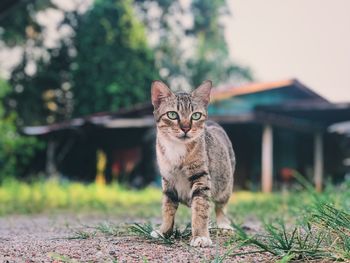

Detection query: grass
xmin=94 ymin=221 xmax=121 ymax=236
xmin=0 ymin=177 xmax=334 ymax=219
xmin=226 ymin=200 xmax=350 ymax=261
xmin=48 ymin=252 xmax=78 ymax=263
xmin=0 ymin=178 xmax=162 ymax=216
xmin=1 ymin=177 xmax=349 ymax=261
xmin=129 ymin=222 xmax=192 ymax=245
xmin=126 ymin=176 xmax=350 ymax=262
xmin=67 ymin=229 xmax=96 ymax=240
xmin=221 ymin=177 xmax=350 ymax=262
xmin=0 ymin=177 xmax=292 ymax=219
xmin=127 ymin=195 xmax=350 ymax=261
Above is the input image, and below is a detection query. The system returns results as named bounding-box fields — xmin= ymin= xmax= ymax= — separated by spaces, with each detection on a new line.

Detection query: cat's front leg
xmin=190 ymin=177 xmax=212 ymax=247
xmin=151 ymin=186 xmax=178 ymax=238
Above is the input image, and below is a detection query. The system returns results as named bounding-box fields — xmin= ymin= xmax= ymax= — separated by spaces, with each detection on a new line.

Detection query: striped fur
xmin=151 ymin=80 xmax=236 ymax=247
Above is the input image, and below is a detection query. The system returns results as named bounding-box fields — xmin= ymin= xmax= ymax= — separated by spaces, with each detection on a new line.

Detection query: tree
xmin=0 ymin=0 xmax=52 ymax=46
xmin=2 ymin=0 xmax=158 ymax=122
xmin=135 ymin=0 xmax=253 ymax=90
xmin=0 ymin=79 xmax=38 ymax=181
xmin=1 ymin=0 xmax=76 ymax=125
xmin=1 ymin=0 xmax=252 ymax=124
xmin=72 ymin=0 xmax=159 ymax=116
xmin=9 ymin=42 xmax=74 ymax=125
xmin=188 ymin=0 xmax=252 ymax=86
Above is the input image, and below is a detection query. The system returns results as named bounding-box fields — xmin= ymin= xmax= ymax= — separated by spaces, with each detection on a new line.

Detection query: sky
xmin=225 ymin=0 xmax=350 ymax=103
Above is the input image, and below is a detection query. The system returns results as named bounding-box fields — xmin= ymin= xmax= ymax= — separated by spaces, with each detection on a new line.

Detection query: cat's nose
xmin=181 ymin=126 xmax=191 ymax=133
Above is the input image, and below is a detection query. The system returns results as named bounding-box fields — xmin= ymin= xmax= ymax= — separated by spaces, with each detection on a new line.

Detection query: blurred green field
xmin=1 ymin=178 xmax=349 ymax=222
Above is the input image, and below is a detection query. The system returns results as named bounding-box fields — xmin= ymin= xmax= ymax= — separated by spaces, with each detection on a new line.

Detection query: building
xmin=24 ymin=79 xmax=350 ymax=192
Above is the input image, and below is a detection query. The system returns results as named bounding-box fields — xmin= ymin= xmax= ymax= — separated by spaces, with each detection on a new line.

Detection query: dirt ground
xmin=0 ymin=213 xmax=272 ymax=262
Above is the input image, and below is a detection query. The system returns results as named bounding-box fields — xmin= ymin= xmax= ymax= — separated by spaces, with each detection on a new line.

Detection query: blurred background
xmin=1 ymin=0 xmax=350 ymax=194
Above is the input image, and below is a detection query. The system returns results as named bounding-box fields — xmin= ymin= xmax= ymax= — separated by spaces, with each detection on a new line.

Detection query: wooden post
xmin=262 ymin=124 xmax=273 ymax=193
xmin=46 ymin=140 xmax=57 ymax=177
xmin=314 ymin=132 xmax=323 ymax=192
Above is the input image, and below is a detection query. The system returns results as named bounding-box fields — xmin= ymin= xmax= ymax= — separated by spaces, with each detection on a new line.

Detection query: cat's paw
xmin=150 ymin=229 xmax=164 ymax=239
xmin=217 ymin=222 xmax=234 ymax=233
xmin=190 ymin=236 xmax=212 ymax=247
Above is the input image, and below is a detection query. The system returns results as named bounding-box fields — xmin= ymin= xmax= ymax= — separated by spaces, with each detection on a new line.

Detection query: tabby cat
xmin=150 ymin=80 xmax=235 ymax=247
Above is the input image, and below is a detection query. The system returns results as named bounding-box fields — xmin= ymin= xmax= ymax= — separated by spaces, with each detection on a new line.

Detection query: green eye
xmin=191 ymin=112 xmax=202 ymax=120
xmin=167 ymin=111 xmax=178 ymax=120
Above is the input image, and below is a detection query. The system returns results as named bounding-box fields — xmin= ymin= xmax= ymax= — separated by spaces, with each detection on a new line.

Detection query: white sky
xmin=225 ymin=0 xmax=350 ymax=102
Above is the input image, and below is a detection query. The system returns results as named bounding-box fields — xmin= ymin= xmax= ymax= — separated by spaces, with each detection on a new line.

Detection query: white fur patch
xmin=157 ymin=137 xmax=192 ymax=203
xmin=175 ymin=174 xmax=192 ymax=205
xmin=161 ymin=138 xmax=186 ymax=163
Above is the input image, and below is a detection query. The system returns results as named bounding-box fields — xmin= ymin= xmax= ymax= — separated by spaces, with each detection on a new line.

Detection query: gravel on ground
xmin=0 ymin=213 xmax=272 ymax=262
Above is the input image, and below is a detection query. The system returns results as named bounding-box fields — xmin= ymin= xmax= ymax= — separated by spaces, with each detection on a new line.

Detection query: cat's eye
xmin=167 ymin=111 xmax=178 ymax=120
xmin=191 ymin=112 xmax=202 ymax=120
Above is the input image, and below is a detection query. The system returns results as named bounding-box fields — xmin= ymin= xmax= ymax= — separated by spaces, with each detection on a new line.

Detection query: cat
xmin=150 ymin=80 xmax=235 ymax=247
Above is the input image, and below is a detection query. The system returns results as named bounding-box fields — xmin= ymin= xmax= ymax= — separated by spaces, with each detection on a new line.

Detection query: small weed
xmin=67 ymin=229 xmax=96 ymax=240
xmin=129 ymin=223 xmax=174 ymax=244
xmin=48 ymin=252 xmax=77 ymax=263
xmin=275 ymin=253 xmax=294 ymax=263
xmin=312 ymin=201 xmax=350 ymax=260
xmin=173 ymin=223 xmax=192 ymax=240
xmin=230 ymin=222 xmax=332 ymax=261
xmin=210 ymin=245 xmax=236 ymax=263
xmin=129 ymin=222 xmax=193 ymax=245
xmin=95 ymin=222 xmax=120 ymax=236
xmin=228 ymin=200 xmax=350 ymax=262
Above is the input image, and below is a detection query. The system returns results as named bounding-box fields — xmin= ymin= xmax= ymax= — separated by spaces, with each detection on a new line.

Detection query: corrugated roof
xmin=210 ymin=79 xmax=328 ymax=102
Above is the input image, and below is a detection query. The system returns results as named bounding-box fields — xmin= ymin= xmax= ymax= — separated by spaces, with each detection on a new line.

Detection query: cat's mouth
xmin=179 ymin=134 xmax=191 ymax=140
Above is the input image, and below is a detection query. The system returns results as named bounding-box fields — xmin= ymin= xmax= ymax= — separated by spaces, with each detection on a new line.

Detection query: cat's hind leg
xmin=215 ymin=203 xmax=233 ymax=231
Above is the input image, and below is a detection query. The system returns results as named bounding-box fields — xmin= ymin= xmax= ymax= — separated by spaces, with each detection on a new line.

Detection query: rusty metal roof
xmin=210 ymin=79 xmax=328 ymax=103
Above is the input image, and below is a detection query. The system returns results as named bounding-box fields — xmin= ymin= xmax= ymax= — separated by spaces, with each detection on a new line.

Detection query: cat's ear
xmin=192 ymin=80 xmax=212 ymax=106
xmin=151 ymin=80 xmax=173 ymax=108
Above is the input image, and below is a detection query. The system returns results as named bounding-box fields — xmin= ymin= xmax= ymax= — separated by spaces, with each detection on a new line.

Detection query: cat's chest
xmin=157 ymin=140 xmax=193 ymax=204
xmin=156 ymin=139 xmax=187 ymax=176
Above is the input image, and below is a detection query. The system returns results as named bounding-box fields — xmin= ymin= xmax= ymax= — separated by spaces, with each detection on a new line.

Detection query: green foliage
xmin=5 ymin=0 xmax=158 ymax=123
xmin=4 ymin=1 xmax=77 ymax=125
xmin=136 ymin=0 xmax=252 ymax=88
xmin=72 ymin=0 xmax=158 ymax=116
xmin=0 ymin=0 xmax=52 ymax=46
xmin=187 ymin=0 xmax=252 ymax=85
xmin=10 ymin=43 xmax=74 ymax=125
xmin=0 ymin=79 xmax=39 ymax=180
xmin=2 ymin=0 xmax=252 ymax=125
